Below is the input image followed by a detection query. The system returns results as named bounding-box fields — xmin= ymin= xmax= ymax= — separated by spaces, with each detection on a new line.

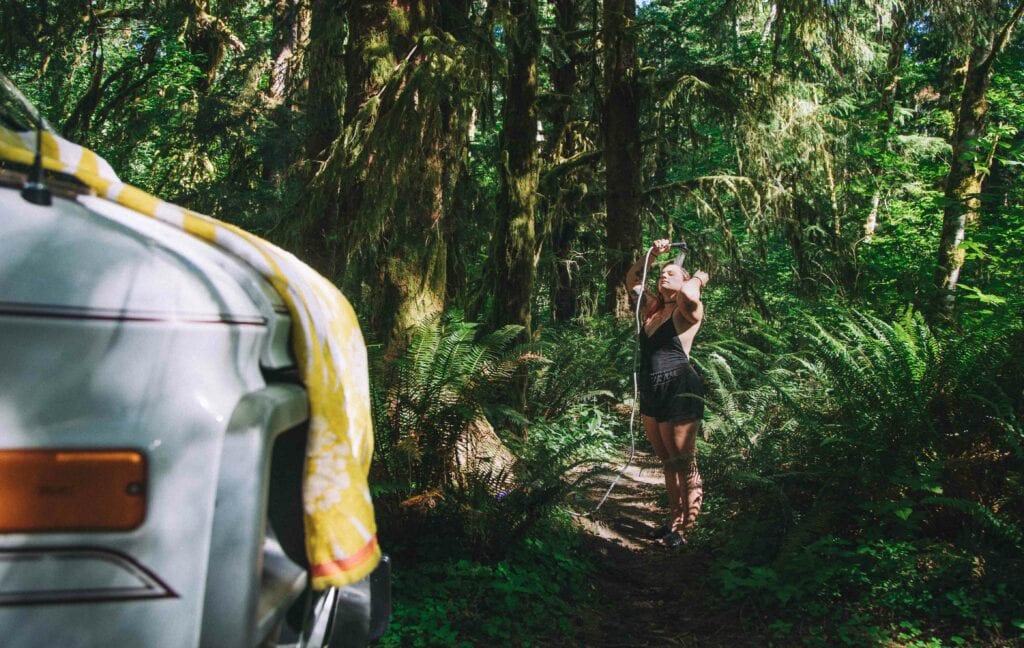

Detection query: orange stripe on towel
xmin=310 ymin=537 xmax=379 ymax=578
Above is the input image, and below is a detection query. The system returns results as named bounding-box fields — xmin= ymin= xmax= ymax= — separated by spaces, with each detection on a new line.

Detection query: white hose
xmin=570 ymin=247 xmax=655 ymax=517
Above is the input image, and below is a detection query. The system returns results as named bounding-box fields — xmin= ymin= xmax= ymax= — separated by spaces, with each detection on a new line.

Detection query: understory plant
xmin=368 ymin=314 xmax=617 ymax=644
xmin=697 ymin=308 xmax=1024 ymax=644
xmin=377 ymin=521 xmax=595 ymax=647
xmin=369 ymin=313 xmax=614 ymax=559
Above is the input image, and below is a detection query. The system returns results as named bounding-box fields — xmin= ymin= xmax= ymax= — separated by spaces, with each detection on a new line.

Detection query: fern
xmin=921 ymin=496 xmax=1024 ymax=551
xmin=370 ymin=313 xmax=621 ymax=557
xmin=371 ymin=313 xmax=528 ymax=494
xmin=701 ymin=307 xmax=1024 ymax=584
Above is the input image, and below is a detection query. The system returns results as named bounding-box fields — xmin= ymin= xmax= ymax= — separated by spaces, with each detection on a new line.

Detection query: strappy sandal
xmin=646 ymin=524 xmax=671 ymax=540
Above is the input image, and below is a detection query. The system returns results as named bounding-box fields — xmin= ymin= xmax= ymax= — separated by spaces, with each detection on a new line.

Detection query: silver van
xmin=0 ymin=84 xmax=389 ymax=647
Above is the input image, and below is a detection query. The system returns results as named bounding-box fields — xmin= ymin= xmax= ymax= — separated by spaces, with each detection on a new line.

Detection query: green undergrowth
xmin=367 ymin=315 xmax=620 ymax=645
xmin=370 ymin=307 xmax=1024 ymax=647
xmin=377 ymin=518 xmax=595 ymax=647
xmin=694 ymin=307 xmax=1024 ymax=646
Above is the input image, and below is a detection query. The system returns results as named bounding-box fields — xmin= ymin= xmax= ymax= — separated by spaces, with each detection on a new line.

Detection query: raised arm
xmin=625 ymin=239 xmax=671 ymax=292
xmin=675 ymin=270 xmax=709 ymax=324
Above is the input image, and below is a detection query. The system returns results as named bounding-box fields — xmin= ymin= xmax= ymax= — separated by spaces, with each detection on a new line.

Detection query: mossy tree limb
xmin=934 ymin=0 xmax=1024 ymax=318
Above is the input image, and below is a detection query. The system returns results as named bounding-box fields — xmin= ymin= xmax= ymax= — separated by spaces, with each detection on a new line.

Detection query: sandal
xmin=646 ymin=524 xmax=671 ymax=540
xmin=660 ymin=531 xmax=686 ymax=549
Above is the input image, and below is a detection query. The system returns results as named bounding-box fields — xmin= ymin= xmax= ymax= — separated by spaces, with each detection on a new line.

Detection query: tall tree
xmin=296 ymin=0 xmax=348 ymax=278
xmin=602 ymin=0 xmax=642 ymax=317
xmin=934 ymin=0 xmax=1024 ymax=316
xmin=267 ymin=0 xmax=310 ymax=107
xmin=305 ymin=0 xmax=347 ymax=161
xmin=864 ymin=2 xmax=911 ymax=244
xmin=545 ymin=0 xmax=587 ymax=322
xmin=184 ymin=0 xmax=244 ymax=93
xmin=492 ymin=0 xmax=540 ymax=337
xmin=262 ymin=0 xmax=310 ymax=186
xmin=328 ymin=0 xmax=482 ymax=349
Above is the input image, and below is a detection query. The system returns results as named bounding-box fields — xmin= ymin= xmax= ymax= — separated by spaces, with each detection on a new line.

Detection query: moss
xmin=388 ymin=6 xmax=410 ymax=36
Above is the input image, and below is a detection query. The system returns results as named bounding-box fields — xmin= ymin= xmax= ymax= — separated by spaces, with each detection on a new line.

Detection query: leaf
xmin=958 ymin=283 xmax=1008 ymax=305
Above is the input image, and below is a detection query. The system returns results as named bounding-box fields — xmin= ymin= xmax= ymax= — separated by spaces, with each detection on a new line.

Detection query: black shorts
xmin=639 ymin=363 xmax=705 ymax=423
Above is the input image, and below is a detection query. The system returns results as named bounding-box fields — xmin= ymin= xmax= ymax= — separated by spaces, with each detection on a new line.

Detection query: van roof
xmin=0 ymin=180 xmax=296 ymax=350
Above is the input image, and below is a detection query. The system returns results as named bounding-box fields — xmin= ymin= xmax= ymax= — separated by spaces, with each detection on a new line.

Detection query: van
xmin=0 ymin=80 xmax=389 ymax=647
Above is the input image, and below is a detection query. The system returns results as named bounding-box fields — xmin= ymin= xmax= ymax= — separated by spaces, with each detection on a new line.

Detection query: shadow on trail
xmin=567 ymin=451 xmax=763 ymax=648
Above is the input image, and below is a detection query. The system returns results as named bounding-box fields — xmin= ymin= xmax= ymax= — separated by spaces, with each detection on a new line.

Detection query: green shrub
xmin=697 ymin=308 xmax=1024 ymax=644
xmin=371 ymin=314 xmax=615 ymax=559
xmin=377 ymin=520 xmax=594 ymax=647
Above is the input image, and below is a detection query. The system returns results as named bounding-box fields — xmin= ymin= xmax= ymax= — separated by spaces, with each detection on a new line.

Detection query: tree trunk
xmin=770 ymin=2 xmax=784 ymax=70
xmin=935 ymin=47 xmax=990 ymax=315
xmin=865 ymin=5 xmax=908 ymax=243
xmin=492 ymin=0 xmax=540 ymax=338
xmin=262 ymin=0 xmax=310 ymax=186
xmin=268 ymin=0 xmax=310 ymax=106
xmin=62 ymin=45 xmax=104 ymax=140
xmin=372 ymin=93 xmax=452 ymax=351
xmin=376 ymin=226 xmax=449 ymax=351
xmin=296 ymin=0 xmax=348 ymax=278
xmin=184 ymin=0 xmax=243 ymax=93
xmin=306 ymin=0 xmax=349 ymax=161
xmin=880 ymin=5 xmax=907 ymax=129
xmin=547 ymin=0 xmax=584 ymax=323
xmin=602 ymin=0 xmax=642 ymax=318
xmin=445 ymin=160 xmax=481 ymax=318
xmin=63 ymin=17 xmax=163 ymax=143
xmin=329 ymin=0 xmax=478 ymax=350
xmin=935 ymin=0 xmax=1024 ymax=316
xmin=787 ymin=199 xmax=816 ymax=297
xmin=551 ymin=219 xmax=578 ymax=321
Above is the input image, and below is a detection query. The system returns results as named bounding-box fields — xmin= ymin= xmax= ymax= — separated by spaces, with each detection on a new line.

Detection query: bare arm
xmin=675 ymin=271 xmax=709 ymax=323
xmin=624 ymin=239 xmax=671 ymax=291
xmin=625 ymin=256 xmax=654 ymax=293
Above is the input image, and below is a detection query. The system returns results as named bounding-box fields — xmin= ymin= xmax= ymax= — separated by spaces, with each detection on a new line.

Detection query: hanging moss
xmin=387 ymin=5 xmax=410 ymax=36
xmin=302 ymin=1 xmax=488 ymax=348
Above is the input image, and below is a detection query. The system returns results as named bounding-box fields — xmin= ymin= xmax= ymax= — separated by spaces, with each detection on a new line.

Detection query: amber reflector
xmin=0 ymin=450 xmax=146 ymax=532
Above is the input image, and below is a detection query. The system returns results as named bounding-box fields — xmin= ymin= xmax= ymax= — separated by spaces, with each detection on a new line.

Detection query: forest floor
xmin=568 ymin=450 xmax=765 ymax=647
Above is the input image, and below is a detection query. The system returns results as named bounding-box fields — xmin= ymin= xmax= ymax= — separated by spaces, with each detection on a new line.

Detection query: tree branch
xmin=539 ymin=148 xmax=602 ymax=189
xmin=981 ymin=0 xmax=1024 ymax=70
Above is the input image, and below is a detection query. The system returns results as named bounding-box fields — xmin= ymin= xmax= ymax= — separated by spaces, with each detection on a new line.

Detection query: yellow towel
xmin=0 ymin=126 xmax=379 ymax=589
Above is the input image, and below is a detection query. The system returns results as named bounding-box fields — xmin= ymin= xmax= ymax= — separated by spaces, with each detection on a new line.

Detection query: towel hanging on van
xmin=0 ymin=125 xmax=381 ymax=589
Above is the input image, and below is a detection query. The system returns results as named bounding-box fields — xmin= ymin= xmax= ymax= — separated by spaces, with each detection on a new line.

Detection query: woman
xmin=625 ymin=239 xmax=709 ymax=547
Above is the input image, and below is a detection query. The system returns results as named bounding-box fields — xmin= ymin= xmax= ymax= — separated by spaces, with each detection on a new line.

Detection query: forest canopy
xmin=3 ymin=1 xmax=1022 ymax=337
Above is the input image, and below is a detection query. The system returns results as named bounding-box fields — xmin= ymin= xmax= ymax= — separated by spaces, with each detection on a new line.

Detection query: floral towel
xmin=0 ymin=126 xmax=379 ymax=589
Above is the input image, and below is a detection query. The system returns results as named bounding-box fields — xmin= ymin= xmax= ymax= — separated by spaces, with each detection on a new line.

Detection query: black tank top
xmin=639 ymin=315 xmax=689 ymax=375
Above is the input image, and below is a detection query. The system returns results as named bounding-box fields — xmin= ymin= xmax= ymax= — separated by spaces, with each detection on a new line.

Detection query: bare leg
xmin=643 ymin=415 xmax=680 ymax=528
xmin=641 ymin=414 xmax=669 ymax=460
xmin=657 ymin=421 xmax=685 ymax=532
xmin=661 ymin=419 xmax=702 ymax=535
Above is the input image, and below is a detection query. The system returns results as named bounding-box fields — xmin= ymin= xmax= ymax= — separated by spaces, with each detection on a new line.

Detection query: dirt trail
xmin=570 ymin=451 xmax=759 ymax=647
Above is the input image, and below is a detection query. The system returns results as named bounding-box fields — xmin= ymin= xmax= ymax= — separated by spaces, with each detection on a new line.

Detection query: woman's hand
xmin=629 ymin=238 xmax=673 ymax=288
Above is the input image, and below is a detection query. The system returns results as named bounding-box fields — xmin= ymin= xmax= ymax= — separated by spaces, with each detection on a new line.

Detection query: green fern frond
xmin=922 ymin=496 xmax=1024 ymax=550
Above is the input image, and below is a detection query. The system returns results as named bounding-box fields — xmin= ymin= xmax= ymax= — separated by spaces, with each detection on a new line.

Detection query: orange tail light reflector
xmin=0 ymin=449 xmax=146 ymax=532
